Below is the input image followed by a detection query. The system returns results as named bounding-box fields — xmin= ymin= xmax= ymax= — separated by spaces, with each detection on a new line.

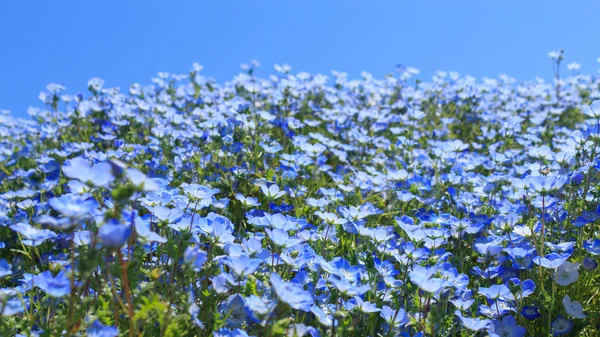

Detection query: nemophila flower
xmin=34 ymin=271 xmax=71 ymax=298
xmin=474 ymin=236 xmax=504 ymax=257
xmin=222 ymin=294 xmax=249 ymax=326
xmin=201 ymin=214 xmax=236 ymax=244
xmin=87 ymin=320 xmax=118 ymax=337
xmin=478 ymin=284 xmax=514 ymax=301
xmin=235 ymin=193 xmax=260 ymax=207
xmin=223 ymin=255 xmax=263 ymax=278
xmin=213 ymin=328 xmax=250 ymax=337
xmin=133 ymin=216 xmax=166 ymax=243
xmin=35 ymin=214 xmax=73 ymax=230
xmin=269 ymin=201 xmax=293 ymax=213
xmin=489 ymin=315 xmax=526 ymax=337
xmin=265 ymin=228 xmax=302 ymax=248
xmin=409 ymin=268 xmax=450 ymax=293
xmin=151 ymin=206 xmax=183 ymax=224
xmin=328 ymin=275 xmax=370 ymax=297
xmin=0 ymin=300 xmax=24 ymax=317
xmin=302 ymin=143 xmax=326 ymax=157
xmin=261 ymin=141 xmax=283 ymax=154
xmin=187 ymin=288 xmax=205 ymax=329
xmin=183 ymin=246 xmax=208 ymax=272
xmin=583 ymin=239 xmax=600 ymax=255
xmin=517 ymin=279 xmax=536 ymax=298
xmin=528 ymin=145 xmax=554 ymax=160
xmin=551 ymin=316 xmax=573 ymax=336
xmin=504 ymin=246 xmax=535 ymax=269
xmin=521 ymin=306 xmax=541 ymax=320
xmin=582 ymin=100 xmax=600 ymax=118
xmin=528 ymin=175 xmax=567 ymax=193
xmin=260 ymin=183 xmax=286 ymax=199
xmin=245 ymin=295 xmax=276 ymax=319
xmin=364 ymin=227 xmax=394 ymax=244
xmin=555 ymin=261 xmax=579 ymax=286
xmin=182 ymin=183 xmax=220 ymax=200
xmin=582 ymin=257 xmax=598 ymax=270
xmin=211 ymin=273 xmax=236 ymax=294
xmin=48 ymin=194 xmax=98 ymax=218
xmin=16 ymin=199 xmax=38 ymax=210
xmin=545 ymin=241 xmax=576 ymax=254
xmin=380 ymin=305 xmax=408 ymax=328
xmin=450 ymin=291 xmax=474 ymax=311
xmin=406 ymin=107 xmax=425 ymax=120
xmin=0 ymin=259 xmax=12 ymax=278
xmin=98 ymin=220 xmax=132 ymax=248
xmin=534 ymin=253 xmax=570 ymax=269
xmin=562 ymin=295 xmax=586 ymax=319
xmin=127 ymin=168 xmax=159 ymax=192
xmin=286 ymin=324 xmax=320 ymax=337
xmin=310 ymin=304 xmax=334 ymax=327
xmin=10 ymin=222 xmax=57 ymax=246
xmin=337 ymin=205 xmax=374 ymax=221
xmin=493 ymin=213 xmax=519 ymax=231
xmin=479 ymin=300 xmax=515 ymax=318
xmin=62 ymin=157 xmax=114 ymax=187
xmin=348 ymin=296 xmax=381 ymax=313
xmin=454 ymin=310 xmax=491 ymax=331
xmin=314 ymin=211 xmax=346 ymax=225
xmin=572 ymin=215 xmax=593 ymax=228
xmin=270 ymin=273 xmax=313 ymax=312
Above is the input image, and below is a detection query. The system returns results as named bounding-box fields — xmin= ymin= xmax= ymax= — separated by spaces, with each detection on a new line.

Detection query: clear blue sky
xmin=2 ymin=1 xmax=600 ymax=117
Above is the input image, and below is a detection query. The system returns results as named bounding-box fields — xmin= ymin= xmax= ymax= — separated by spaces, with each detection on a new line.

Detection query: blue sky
xmin=2 ymin=1 xmax=600 ymax=117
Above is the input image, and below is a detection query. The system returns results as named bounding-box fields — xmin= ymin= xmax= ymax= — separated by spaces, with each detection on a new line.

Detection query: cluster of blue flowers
xmin=0 ymin=55 xmax=599 ymax=336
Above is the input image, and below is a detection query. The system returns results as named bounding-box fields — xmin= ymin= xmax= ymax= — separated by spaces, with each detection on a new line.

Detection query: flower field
xmin=1 ymin=56 xmax=600 ymax=336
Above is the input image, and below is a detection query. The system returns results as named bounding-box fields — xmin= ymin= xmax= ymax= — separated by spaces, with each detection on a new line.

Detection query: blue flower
xmin=478 ymin=284 xmax=514 ymax=301
xmin=48 ymin=194 xmax=98 ymax=218
xmin=0 ymin=300 xmax=24 ymax=317
xmin=265 ymin=228 xmax=302 ymax=248
xmin=260 ymin=183 xmax=286 ymax=199
xmin=213 ymin=328 xmax=250 ymax=337
xmin=183 ymin=246 xmax=208 ymax=272
xmin=126 ymin=168 xmax=159 ymax=192
xmin=489 ymin=315 xmax=525 ymax=337
xmin=10 ymin=222 xmax=57 ymax=246
xmin=35 ymin=271 xmax=71 ymax=298
xmin=270 ymin=273 xmax=313 ymax=312
xmin=409 ymin=266 xmax=450 ymax=293
xmin=98 ymin=220 xmax=132 ymax=248
xmin=187 ymin=288 xmax=205 ymax=329
xmin=521 ymin=306 xmax=541 ymax=320
xmin=221 ymin=294 xmax=249 ymax=326
xmin=235 ymin=194 xmax=260 ymax=207
xmin=454 ymin=310 xmax=491 ymax=331
xmin=62 ymin=157 xmax=114 ymax=187
xmin=245 ymin=295 xmax=276 ymax=318
xmin=348 ymin=296 xmax=381 ymax=313
xmin=583 ymin=239 xmax=600 ymax=255
xmin=582 ymin=257 xmax=598 ymax=270
xmin=504 ymin=246 xmax=535 ymax=269
xmin=380 ymin=305 xmax=408 ymax=328
xmin=533 ymin=253 xmax=570 ymax=269
xmin=0 ymin=259 xmax=12 ymax=279
xmin=328 ymin=275 xmax=370 ymax=297
xmin=529 ymin=175 xmax=567 ymax=193
xmin=223 ymin=255 xmax=262 ymax=278
xmin=551 ymin=316 xmax=573 ymax=336
xmin=87 ymin=320 xmax=118 ymax=337
xmin=182 ymin=183 xmax=220 ymax=200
